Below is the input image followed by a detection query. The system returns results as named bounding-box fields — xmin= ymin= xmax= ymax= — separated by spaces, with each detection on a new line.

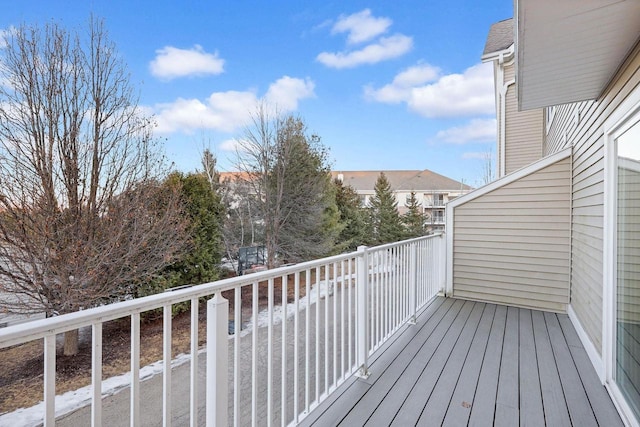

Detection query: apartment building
xmin=332 ymin=169 xmax=471 ymax=232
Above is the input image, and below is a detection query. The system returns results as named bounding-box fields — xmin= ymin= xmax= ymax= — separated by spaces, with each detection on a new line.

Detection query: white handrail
xmin=0 ymin=233 xmax=445 ymax=427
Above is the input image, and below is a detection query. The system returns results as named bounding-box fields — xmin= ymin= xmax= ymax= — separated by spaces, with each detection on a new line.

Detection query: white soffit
xmin=517 ymin=0 xmax=640 ymax=111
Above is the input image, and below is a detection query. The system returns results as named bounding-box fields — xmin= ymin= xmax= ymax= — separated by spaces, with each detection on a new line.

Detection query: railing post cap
xmin=357 ymin=245 xmax=368 ymax=252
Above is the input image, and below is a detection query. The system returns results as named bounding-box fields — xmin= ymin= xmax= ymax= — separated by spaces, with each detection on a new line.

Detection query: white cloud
xmin=219 ymin=138 xmax=245 ymax=152
xmin=366 ymin=62 xmax=495 ymax=118
xmin=364 ymin=64 xmax=440 ymax=103
xmin=436 ymin=118 xmax=496 ymax=144
xmin=317 ymin=34 xmax=413 ymax=69
xmin=149 ymin=45 xmax=224 ymax=80
xmin=265 ymin=76 xmax=316 ymax=111
xmin=150 ymin=76 xmax=315 ymax=134
xmin=331 ymin=9 xmax=391 ymax=45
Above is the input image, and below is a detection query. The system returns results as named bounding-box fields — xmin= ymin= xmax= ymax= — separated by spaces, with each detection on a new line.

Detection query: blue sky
xmin=1 ymin=1 xmax=512 ymax=187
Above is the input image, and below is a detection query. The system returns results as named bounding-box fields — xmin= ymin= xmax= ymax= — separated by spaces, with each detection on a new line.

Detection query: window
xmin=614 ymin=115 xmax=640 ymax=419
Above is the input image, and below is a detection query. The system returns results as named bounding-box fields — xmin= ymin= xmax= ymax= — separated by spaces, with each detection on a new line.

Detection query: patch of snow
xmin=237 ymin=276 xmax=352 ymax=338
xmin=0 ymin=275 xmax=356 ymax=426
xmin=0 ymin=351 xmax=201 ymax=427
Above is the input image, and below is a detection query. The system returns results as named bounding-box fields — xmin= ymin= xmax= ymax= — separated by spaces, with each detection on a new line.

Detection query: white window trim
xmin=603 ymin=87 xmax=640 ymax=427
xmin=546 ymin=105 xmax=556 ymax=135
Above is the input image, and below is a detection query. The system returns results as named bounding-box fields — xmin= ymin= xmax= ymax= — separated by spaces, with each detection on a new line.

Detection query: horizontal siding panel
xmin=455 ymin=221 xmax=569 ymax=231
xmin=454 ymin=226 xmax=570 ymax=238
xmin=572 ymin=192 xmax=604 ymax=208
xmin=464 ymin=192 xmax=570 ymax=203
xmin=454 ymin=246 xmax=570 ymax=261
xmin=573 ymin=224 xmax=604 ymax=245
xmin=452 ymin=157 xmax=571 ymax=311
xmin=454 ymin=266 xmax=569 ymax=290
xmin=573 ymin=182 xmax=604 ymax=197
xmin=453 ymin=213 xmax=571 ymax=223
xmin=454 ymin=281 xmax=568 ymax=300
xmin=456 ymin=259 xmax=569 ymax=275
xmin=454 ymin=252 xmax=570 ymax=268
xmin=454 ymin=238 xmax=569 ymax=251
xmin=455 ymin=200 xmax=569 ymax=210
xmin=504 ymin=84 xmax=543 ymax=173
xmin=573 ymin=143 xmax=604 ymax=176
xmin=572 ymin=214 xmax=603 ymax=228
xmin=453 ymin=290 xmax=567 ymax=312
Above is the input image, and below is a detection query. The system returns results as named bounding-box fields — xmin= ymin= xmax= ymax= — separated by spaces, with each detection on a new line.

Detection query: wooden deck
xmin=300 ymin=297 xmax=623 ymax=426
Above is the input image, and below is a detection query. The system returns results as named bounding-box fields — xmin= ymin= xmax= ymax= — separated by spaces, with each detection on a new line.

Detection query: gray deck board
xmin=532 ymin=309 xmax=572 ymax=427
xmin=352 ymin=298 xmax=456 ymax=426
xmin=558 ymin=315 xmax=624 ymax=427
xmin=468 ymin=304 xmax=507 ymax=427
xmin=307 ymin=297 xmax=624 ymax=427
xmin=544 ymin=311 xmax=599 ymax=427
xmin=518 ymin=309 xmax=544 ymax=427
xmin=389 ymin=300 xmax=475 ymax=426
xmin=494 ymin=306 xmax=520 ymax=426
xmin=417 ymin=302 xmax=486 ymax=425
xmin=357 ymin=299 xmax=466 ymax=426
xmin=441 ymin=303 xmax=496 ymax=427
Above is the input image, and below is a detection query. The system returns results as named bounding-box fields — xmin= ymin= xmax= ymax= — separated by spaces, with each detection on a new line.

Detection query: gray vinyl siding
xmin=559 ymin=43 xmax=640 ymax=356
xmin=544 ymin=101 xmax=596 ymax=156
xmin=504 ymin=60 xmax=515 ymax=82
xmin=505 ymin=84 xmax=544 ymax=173
xmin=452 ymin=157 xmax=571 ymax=312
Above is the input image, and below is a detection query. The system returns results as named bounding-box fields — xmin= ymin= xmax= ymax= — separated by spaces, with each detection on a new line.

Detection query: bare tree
xmin=481 ymin=149 xmax=494 ymax=185
xmin=0 ymin=19 xmax=187 ymax=355
xmin=234 ymin=104 xmax=335 ymax=267
xmin=201 ymin=148 xmax=220 ymax=192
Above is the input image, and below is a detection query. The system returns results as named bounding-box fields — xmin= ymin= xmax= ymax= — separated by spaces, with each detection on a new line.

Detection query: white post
xmin=409 ymin=242 xmax=418 ymax=324
xmin=92 ymin=323 xmax=103 ymax=427
xmin=439 ymin=233 xmax=447 ymax=294
xmin=356 ymin=246 xmax=370 ymax=379
xmin=43 ymin=334 xmax=56 ymax=427
xmin=206 ymin=293 xmax=229 ymax=427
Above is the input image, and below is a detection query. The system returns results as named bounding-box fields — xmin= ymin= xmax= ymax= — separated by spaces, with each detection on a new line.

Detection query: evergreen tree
xmin=236 ymin=108 xmax=338 ymax=265
xmin=403 ymin=191 xmax=427 ymax=238
xmin=334 ymin=178 xmax=368 ymax=251
xmin=369 ymin=172 xmax=405 ymax=245
xmin=156 ymin=172 xmax=224 ymax=288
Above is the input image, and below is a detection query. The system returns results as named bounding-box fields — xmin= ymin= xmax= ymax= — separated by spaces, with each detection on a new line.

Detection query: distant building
xmin=331 ymin=170 xmax=472 ymax=232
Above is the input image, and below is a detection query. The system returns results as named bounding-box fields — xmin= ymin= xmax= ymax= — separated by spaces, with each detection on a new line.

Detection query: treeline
xmin=0 ymin=19 xmax=429 ymax=356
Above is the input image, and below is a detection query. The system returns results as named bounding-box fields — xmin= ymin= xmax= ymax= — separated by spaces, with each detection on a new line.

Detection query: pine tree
xmin=333 ymin=178 xmax=368 ymax=251
xmin=403 ymin=191 xmax=426 ymax=238
xmin=369 ymin=172 xmax=405 ymax=245
xmin=235 ymin=108 xmax=337 ymax=265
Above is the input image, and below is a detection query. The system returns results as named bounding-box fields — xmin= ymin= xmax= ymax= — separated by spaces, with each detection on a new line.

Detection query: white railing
xmin=0 ymin=233 xmax=445 ymax=427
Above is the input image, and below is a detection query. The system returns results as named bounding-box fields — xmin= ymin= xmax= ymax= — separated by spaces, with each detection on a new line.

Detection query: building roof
xmin=331 ymin=170 xmax=472 ymax=193
xmin=483 ymin=18 xmax=513 ymax=57
xmin=219 ymin=171 xmax=252 ymax=182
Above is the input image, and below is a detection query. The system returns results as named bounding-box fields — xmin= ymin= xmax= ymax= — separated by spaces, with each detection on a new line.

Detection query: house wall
xmin=504 ymin=83 xmax=544 ymax=173
xmin=544 ymin=43 xmax=640 ymax=356
xmin=451 ymin=156 xmax=572 ymax=312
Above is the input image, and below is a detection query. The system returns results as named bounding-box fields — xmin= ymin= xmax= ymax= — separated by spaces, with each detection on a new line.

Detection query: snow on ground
xmin=0 ymin=351 xmax=201 ymax=427
xmin=238 ymin=275 xmax=352 ymax=337
xmin=0 ymin=277 xmax=354 ymax=426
